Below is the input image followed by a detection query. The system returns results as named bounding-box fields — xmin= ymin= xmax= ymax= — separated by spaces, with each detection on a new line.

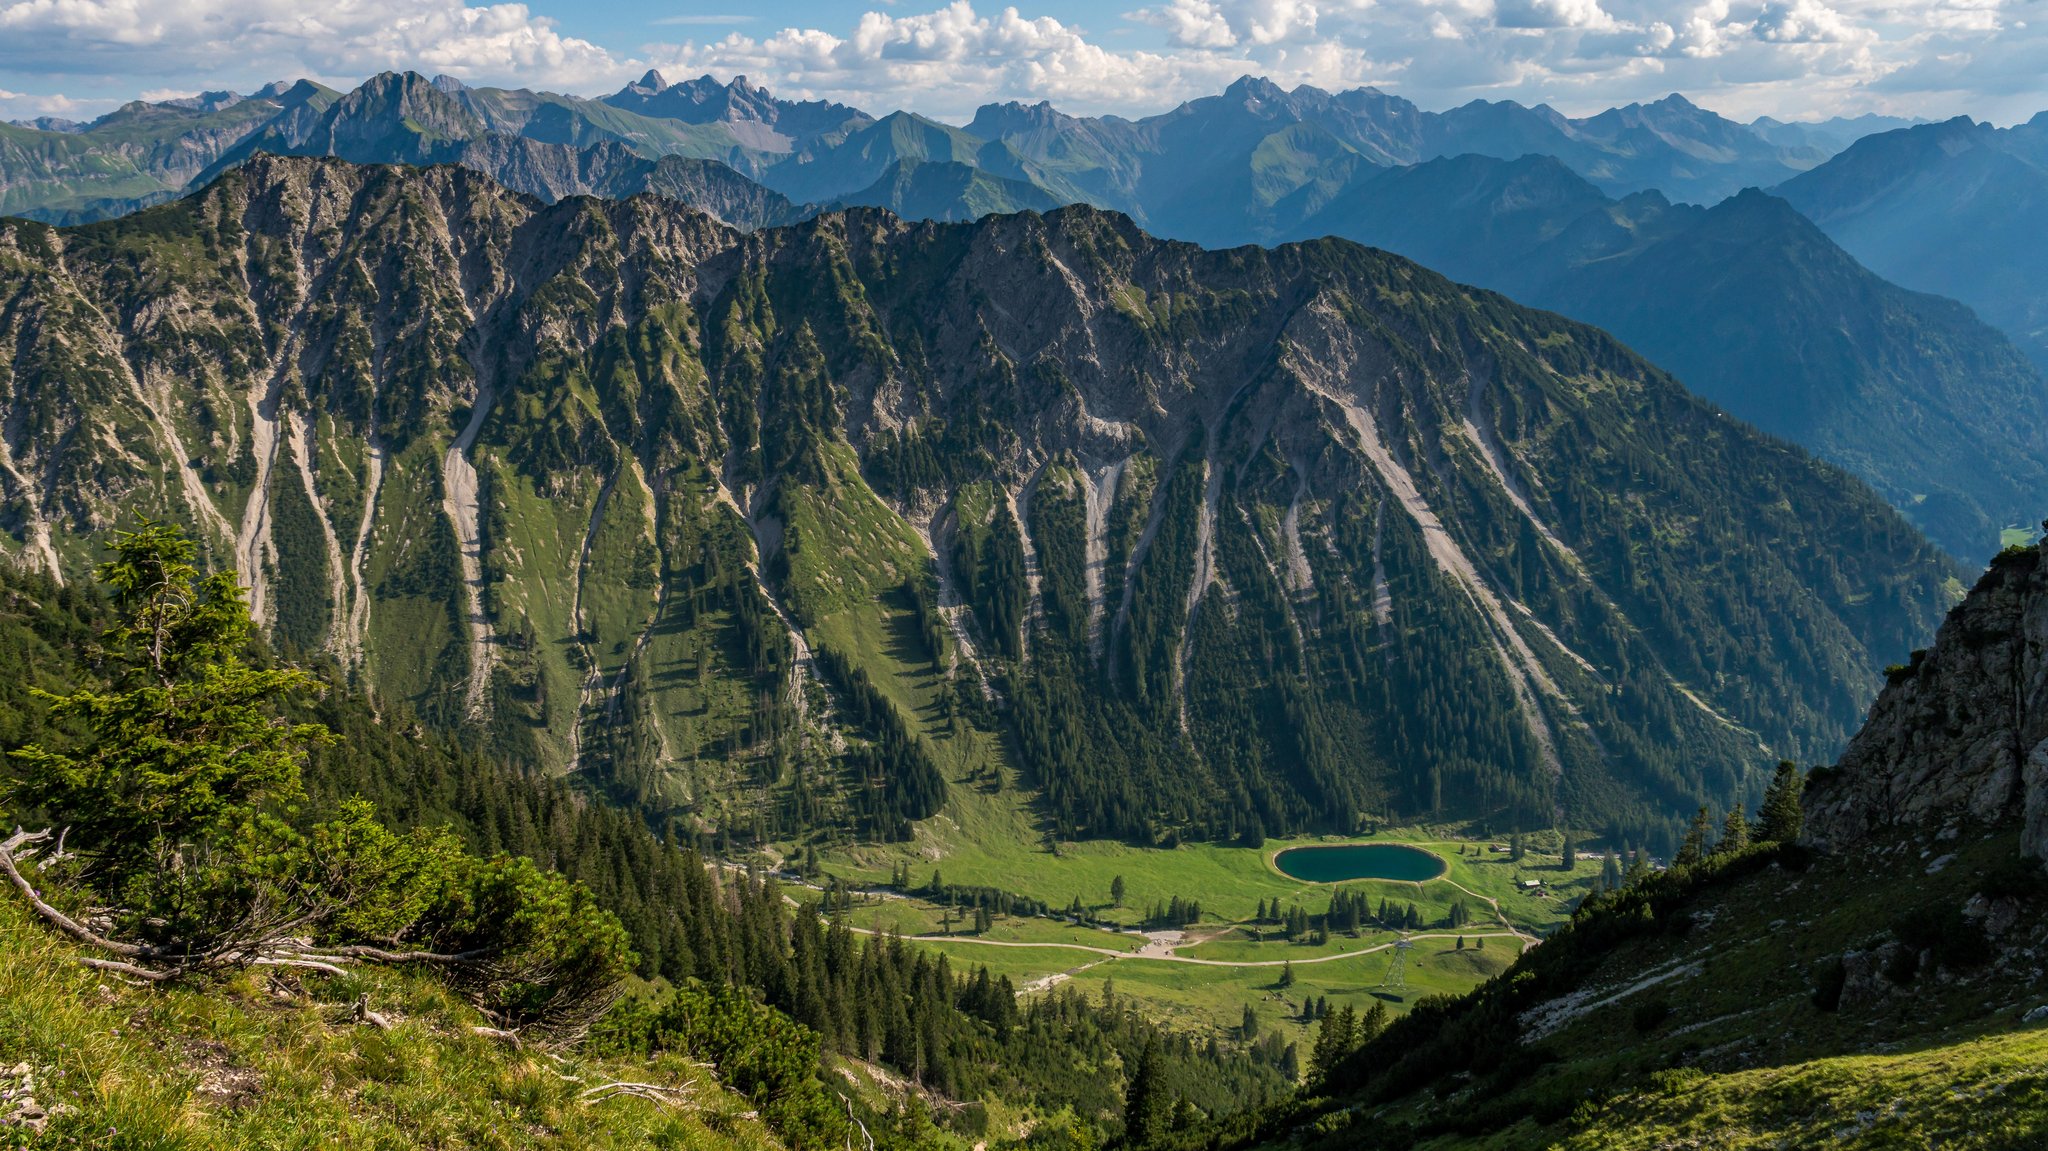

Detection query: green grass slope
xmin=0 ymin=885 xmax=778 ymax=1150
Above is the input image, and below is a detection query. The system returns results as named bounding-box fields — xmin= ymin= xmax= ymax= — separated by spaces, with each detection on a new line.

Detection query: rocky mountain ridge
xmin=1777 ymin=114 xmax=2048 ymax=371
xmin=8 ymin=71 xmax=2028 ymax=564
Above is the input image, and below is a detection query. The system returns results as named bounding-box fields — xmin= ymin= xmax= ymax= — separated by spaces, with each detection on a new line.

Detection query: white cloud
xmin=0 ymin=0 xmax=620 ymax=89
xmin=1132 ymin=0 xmax=1242 ymax=48
xmin=646 ymin=2 xmax=1281 ymax=117
xmin=0 ymin=86 xmax=106 ymax=120
xmin=1129 ymin=0 xmax=1322 ymax=47
xmin=1494 ymin=0 xmax=1622 ymax=32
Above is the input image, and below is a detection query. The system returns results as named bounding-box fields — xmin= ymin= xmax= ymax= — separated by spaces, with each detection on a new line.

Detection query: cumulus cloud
xmin=0 ymin=0 xmax=620 ymax=89
xmin=0 ymin=0 xmax=2038 ymax=124
xmin=648 ymin=2 xmax=1278 ymax=116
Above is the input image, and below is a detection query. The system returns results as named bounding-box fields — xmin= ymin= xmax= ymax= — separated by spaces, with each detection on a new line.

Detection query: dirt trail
xmin=841 ymin=923 xmax=1525 ymax=969
xmin=1519 ymin=956 xmax=1702 ymax=1040
xmin=1021 ymin=958 xmax=1111 ymax=995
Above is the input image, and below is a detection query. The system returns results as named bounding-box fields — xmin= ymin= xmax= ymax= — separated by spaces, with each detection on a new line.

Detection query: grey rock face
xmin=1807 ymin=542 xmax=2048 ymax=858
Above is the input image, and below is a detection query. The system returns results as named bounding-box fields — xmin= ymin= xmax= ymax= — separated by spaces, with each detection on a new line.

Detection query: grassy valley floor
xmin=795 ymin=811 xmax=1600 ymax=1046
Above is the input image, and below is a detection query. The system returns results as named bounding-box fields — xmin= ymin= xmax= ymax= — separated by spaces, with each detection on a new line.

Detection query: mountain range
xmin=1 ymin=71 xmax=1900 ymax=227
xmin=1776 ymin=113 xmax=2048 ymax=372
xmin=7 ymin=71 xmax=2033 ymax=564
xmin=1288 ymin=153 xmax=2048 ymax=560
xmin=0 ymin=154 xmax=1956 ymax=852
xmin=3 ymin=64 xmax=2046 ymax=1151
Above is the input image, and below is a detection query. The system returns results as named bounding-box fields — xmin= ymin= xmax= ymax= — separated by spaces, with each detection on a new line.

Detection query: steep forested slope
xmin=0 ymin=155 xmax=1953 ymax=855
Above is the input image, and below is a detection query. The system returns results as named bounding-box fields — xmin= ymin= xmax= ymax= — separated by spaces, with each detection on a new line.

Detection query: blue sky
xmin=1 ymin=0 xmax=2043 ymax=126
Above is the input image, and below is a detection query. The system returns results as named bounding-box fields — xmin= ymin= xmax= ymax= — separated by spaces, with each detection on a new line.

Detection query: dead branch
xmin=579 ymin=1081 xmax=697 ymax=1109
xmin=1 ymin=830 xmax=152 ymax=959
xmin=470 ymin=1026 xmax=522 ymax=1049
xmin=845 ymin=1095 xmax=877 ymax=1151
xmin=77 ymin=956 xmax=175 ymax=982
xmin=3 ymin=829 xmax=504 ymax=985
xmin=251 ymin=956 xmax=350 ymax=978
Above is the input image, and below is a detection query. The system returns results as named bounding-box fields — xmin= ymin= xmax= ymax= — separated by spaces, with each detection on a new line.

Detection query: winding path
xmin=837 ymin=924 xmax=1526 ymax=969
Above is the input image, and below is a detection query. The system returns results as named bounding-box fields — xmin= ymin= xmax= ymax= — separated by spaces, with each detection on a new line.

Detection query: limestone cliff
xmin=1808 ymin=537 xmax=2048 ymax=858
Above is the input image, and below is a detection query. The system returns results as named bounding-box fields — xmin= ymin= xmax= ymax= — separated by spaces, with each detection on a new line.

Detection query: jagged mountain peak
xmin=963 ymin=99 xmax=1071 ymax=139
xmin=600 ymin=70 xmax=867 ymax=142
xmin=1224 ymin=74 xmax=1290 ymax=101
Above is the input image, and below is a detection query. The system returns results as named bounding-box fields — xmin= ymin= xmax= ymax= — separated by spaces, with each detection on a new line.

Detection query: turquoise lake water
xmin=1272 ymin=843 xmax=1447 ymax=883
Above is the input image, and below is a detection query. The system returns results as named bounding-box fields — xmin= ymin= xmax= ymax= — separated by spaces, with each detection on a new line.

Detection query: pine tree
xmin=10 ymin=521 xmax=333 ymax=871
xmin=1600 ymin=850 xmax=1623 ymax=890
xmin=1674 ymin=805 xmax=1714 ymax=868
xmin=1121 ymin=1039 xmax=1169 ymax=1149
xmin=1239 ymin=1003 xmax=1259 ymax=1041
xmin=1357 ymin=1001 xmax=1389 ymax=1043
xmin=1308 ymin=1005 xmax=1356 ymax=1088
xmin=1759 ymin=760 xmax=1805 ymax=844
xmin=1558 ymin=826 xmax=1576 ymax=871
xmin=1719 ymin=807 xmax=1752 ymax=856
xmin=1278 ymin=960 xmax=1295 ymax=988
xmin=1111 ymin=875 xmax=1127 ymax=908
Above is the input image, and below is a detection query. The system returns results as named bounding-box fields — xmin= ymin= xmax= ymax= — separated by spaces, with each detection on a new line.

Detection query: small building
xmin=1518 ymin=879 xmax=1544 ymax=890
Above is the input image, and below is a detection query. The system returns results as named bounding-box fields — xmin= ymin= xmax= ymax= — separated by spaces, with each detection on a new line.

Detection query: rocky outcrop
xmin=1807 ymin=540 xmax=2048 ymax=858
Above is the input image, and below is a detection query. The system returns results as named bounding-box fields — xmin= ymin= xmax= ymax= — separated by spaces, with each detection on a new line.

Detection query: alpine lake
xmin=1272 ymin=842 xmax=1449 ymax=884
